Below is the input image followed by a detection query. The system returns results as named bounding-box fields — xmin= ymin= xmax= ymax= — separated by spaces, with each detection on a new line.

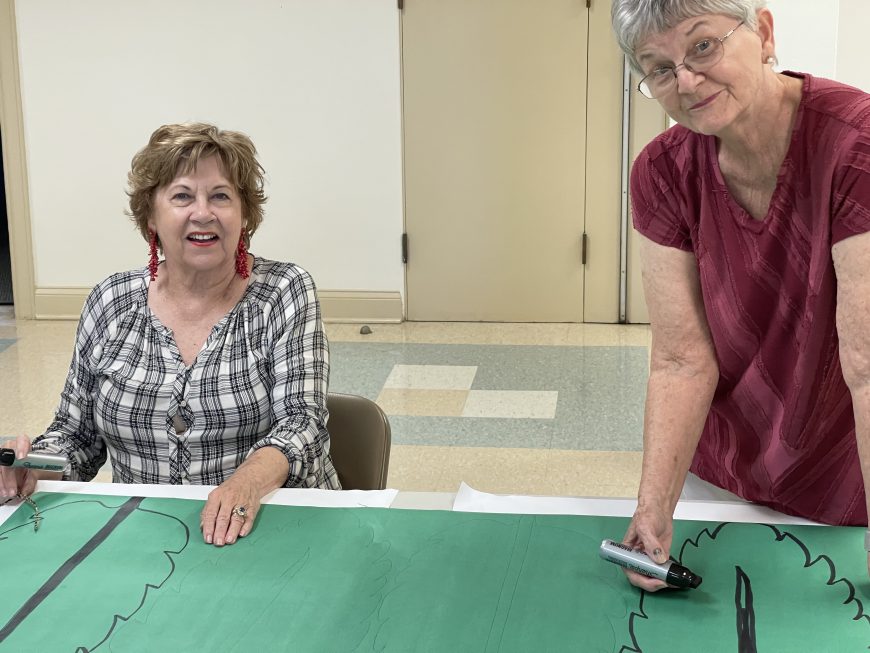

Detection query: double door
xmin=402 ymin=0 xmax=624 ymax=322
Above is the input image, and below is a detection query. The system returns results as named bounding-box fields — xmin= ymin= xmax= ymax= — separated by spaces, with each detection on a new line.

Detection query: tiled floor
xmin=0 ymin=306 xmax=650 ymax=498
xmin=331 ymin=341 xmax=648 ymax=451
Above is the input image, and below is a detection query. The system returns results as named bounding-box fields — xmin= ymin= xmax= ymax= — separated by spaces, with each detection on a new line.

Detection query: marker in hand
xmin=599 ymin=539 xmax=702 ymax=589
xmin=0 ymin=448 xmax=66 ymax=472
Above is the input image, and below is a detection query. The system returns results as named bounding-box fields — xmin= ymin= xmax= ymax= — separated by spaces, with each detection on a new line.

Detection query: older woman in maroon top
xmin=612 ymin=0 xmax=870 ymax=590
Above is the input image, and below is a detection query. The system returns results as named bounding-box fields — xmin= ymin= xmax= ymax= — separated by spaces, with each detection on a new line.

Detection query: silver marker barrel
xmin=599 ymin=539 xmax=702 ymax=589
xmin=0 ymin=448 xmax=67 ymax=472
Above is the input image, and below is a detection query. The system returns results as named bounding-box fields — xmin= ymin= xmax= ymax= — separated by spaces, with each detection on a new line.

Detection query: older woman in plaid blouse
xmin=1 ymin=123 xmax=340 ymax=547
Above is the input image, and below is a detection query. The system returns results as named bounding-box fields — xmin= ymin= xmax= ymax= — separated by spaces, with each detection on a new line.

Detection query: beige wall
xmin=2 ymin=0 xmax=864 ymax=322
xmin=8 ymin=0 xmax=404 ymax=320
xmin=836 ymin=0 xmax=870 ymax=91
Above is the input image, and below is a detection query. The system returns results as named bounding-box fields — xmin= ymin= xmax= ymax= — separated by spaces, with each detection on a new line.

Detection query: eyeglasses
xmin=637 ymin=21 xmax=744 ymax=99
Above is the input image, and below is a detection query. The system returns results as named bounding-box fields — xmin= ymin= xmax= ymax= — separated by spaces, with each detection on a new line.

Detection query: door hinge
xmin=402 ymin=233 xmax=408 ymax=264
xmin=586 ymin=0 xmax=591 ymax=8
xmin=398 ymin=0 xmax=404 ymax=10
xmin=581 ymin=233 xmax=588 ymax=265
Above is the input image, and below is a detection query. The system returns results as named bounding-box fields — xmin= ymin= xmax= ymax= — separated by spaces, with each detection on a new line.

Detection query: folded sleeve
xmin=630 ymin=144 xmax=694 ymax=252
xmin=831 ymin=129 xmax=870 ymax=245
xmin=248 ymin=266 xmax=339 ymax=489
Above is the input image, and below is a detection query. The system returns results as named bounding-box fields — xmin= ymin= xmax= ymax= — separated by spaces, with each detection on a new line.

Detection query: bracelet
xmin=865 ymin=530 xmax=870 ymax=552
xmin=16 ymin=493 xmax=41 ymax=532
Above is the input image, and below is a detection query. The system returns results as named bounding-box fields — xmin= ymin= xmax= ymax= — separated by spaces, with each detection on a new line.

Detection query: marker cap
xmin=0 ymin=448 xmax=15 ymax=466
xmin=666 ymin=563 xmax=703 ymax=589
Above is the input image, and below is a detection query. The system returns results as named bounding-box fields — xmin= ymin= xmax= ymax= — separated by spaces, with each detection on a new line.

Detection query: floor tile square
xmin=382 ymin=364 xmax=478 ymax=390
xmin=461 ymin=390 xmax=558 ymax=419
xmin=376 ymin=388 xmax=469 ymax=417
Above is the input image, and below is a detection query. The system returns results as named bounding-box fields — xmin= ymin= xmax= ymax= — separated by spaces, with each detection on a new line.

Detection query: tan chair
xmin=326 ymin=393 xmax=392 ymax=490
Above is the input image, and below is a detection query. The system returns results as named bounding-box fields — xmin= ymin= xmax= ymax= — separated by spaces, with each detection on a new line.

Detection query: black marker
xmin=599 ymin=539 xmax=702 ymax=589
xmin=0 ymin=448 xmax=66 ymax=472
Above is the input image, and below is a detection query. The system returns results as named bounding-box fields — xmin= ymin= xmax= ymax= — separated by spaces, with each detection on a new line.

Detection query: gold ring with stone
xmin=232 ymin=506 xmax=248 ymax=520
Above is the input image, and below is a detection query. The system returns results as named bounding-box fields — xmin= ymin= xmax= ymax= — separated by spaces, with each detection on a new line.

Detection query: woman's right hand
xmin=0 ymin=435 xmax=37 ymax=498
xmin=621 ymin=504 xmax=675 ymax=592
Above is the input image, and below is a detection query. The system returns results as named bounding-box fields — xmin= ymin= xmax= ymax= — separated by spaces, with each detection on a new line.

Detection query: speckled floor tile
xmin=375 ymin=388 xmax=469 ymax=417
xmin=382 ymin=364 xmax=478 ymax=390
xmin=386 ymin=444 xmax=643 ymax=497
xmin=461 ymin=390 xmax=559 ymax=419
xmin=330 ymin=342 xmax=647 ymax=451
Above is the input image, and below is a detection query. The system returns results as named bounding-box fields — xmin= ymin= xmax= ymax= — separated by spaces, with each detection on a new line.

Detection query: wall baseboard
xmin=34 ymin=288 xmax=89 ymax=320
xmin=33 ymin=287 xmax=404 ymax=323
xmin=318 ymin=290 xmax=403 ymax=323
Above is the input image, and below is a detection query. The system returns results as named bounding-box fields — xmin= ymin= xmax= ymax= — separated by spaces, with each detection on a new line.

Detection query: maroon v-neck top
xmin=631 ymin=72 xmax=870 ymax=525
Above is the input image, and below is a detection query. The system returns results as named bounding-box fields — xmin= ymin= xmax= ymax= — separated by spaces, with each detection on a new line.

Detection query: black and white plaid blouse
xmin=32 ymin=257 xmax=340 ymax=489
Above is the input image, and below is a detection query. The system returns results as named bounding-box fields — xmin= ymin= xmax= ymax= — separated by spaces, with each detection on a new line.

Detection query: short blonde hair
xmin=127 ymin=123 xmax=267 ymax=244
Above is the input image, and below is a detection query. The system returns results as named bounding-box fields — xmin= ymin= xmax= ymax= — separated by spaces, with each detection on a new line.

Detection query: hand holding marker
xmin=599 ymin=539 xmax=702 ymax=589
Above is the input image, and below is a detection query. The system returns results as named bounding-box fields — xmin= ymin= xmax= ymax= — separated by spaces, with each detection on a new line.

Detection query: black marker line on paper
xmin=0 ymin=497 xmax=192 ymax=651
xmin=0 ymin=496 xmax=145 ymax=643
xmin=735 ymin=566 xmax=757 ymax=653
xmin=78 ymin=504 xmax=191 ymax=653
xmin=618 ymin=522 xmax=870 ymax=653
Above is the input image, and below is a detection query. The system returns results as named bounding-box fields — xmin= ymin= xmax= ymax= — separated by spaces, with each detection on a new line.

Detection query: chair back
xmin=326 ymin=393 xmax=391 ymax=490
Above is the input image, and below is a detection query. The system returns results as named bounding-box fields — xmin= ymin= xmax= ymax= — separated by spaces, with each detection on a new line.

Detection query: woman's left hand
xmin=200 ymin=447 xmax=290 ymax=546
xmin=200 ymin=477 xmax=261 ymax=546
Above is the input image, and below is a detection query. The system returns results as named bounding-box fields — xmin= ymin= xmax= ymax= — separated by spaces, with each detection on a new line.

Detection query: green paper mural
xmin=0 ymin=492 xmax=867 ymax=652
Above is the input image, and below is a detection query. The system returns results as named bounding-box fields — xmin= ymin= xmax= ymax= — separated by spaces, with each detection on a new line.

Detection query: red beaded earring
xmin=148 ymin=230 xmax=159 ymax=281
xmin=235 ymin=229 xmax=250 ymax=279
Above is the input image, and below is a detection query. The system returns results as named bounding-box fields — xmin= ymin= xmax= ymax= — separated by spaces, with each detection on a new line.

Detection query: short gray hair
xmin=612 ymin=0 xmax=767 ymax=73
